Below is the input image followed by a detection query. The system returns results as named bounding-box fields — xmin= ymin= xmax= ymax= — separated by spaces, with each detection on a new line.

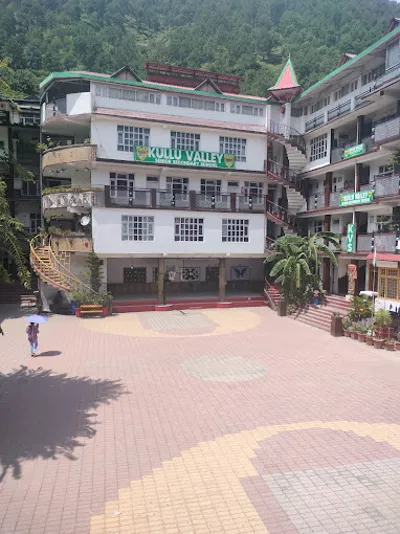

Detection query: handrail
xmin=266 ymin=199 xmax=298 ymax=229
xmin=264 ymin=277 xmax=278 ymax=311
xmin=266 ymin=159 xmax=300 ymax=188
xmin=267 ymin=119 xmax=306 ymax=154
xmin=29 ymin=237 xmax=71 ymax=292
xmin=48 ymin=236 xmax=93 ymax=293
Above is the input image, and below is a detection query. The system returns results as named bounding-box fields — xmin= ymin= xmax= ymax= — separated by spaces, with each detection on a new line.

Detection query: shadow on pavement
xmin=37 ymin=350 xmax=62 ymax=357
xmin=0 ymin=366 xmax=127 ymax=481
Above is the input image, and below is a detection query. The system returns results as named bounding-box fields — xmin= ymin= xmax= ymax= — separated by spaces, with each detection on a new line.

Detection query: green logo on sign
xmin=346 ymin=223 xmax=356 ymax=253
xmin=339 ymin=189 xmax=374 ymax=207
xmin=344 ymin=143 xmax=365 ymax=159
xmin=133 ymin=146 xmax=235 ymax=169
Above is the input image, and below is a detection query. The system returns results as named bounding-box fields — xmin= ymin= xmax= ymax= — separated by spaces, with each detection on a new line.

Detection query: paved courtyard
xmin=1 ymin=306 xmax=400 ymax=534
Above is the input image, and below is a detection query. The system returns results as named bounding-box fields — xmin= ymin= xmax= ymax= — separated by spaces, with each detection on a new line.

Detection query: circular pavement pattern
xmin=181 ymin=355 xmax=267 ymax=382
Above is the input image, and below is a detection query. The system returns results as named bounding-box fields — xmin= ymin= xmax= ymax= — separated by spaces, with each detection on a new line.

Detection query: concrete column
xmin=157 ymin=258 xmax=165 ymax=304
xmin=99 ymin=258 xmax=108 ymax=293
xmin=323 ymin=215 xmax=331 ymax=291
xmin=218 ymin=258 xmax=226 ymax=301
xmin=355 ymin=163 xmax=362 ymax=192
xmin=356 ymin=115 xmax=364 ymax=144
xmin=324 ymin=172 xmax=332 ymax=208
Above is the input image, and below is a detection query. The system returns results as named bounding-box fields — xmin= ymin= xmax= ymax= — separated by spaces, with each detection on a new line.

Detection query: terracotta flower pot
xmin=103 ymin=307 xmax=109 ymax=317
xmin=357 ymin=332 xmax=366 ymax=342
xmin=373 ymin=338 xmax=385 ymax=349
xmin=385 ymin=342 xmax=396 ymax=351
xmin=366 ymin=336 xmax=374 ymax=346
xmin=350 ymin=331 xmax=358 ymax=340
xmin=395 ymin=342 xmax=400 ymax=351
xmin=75 ymin=308 xmax=81 ymax=317
xmin=344 ymin=330 xmax=351 ymax=337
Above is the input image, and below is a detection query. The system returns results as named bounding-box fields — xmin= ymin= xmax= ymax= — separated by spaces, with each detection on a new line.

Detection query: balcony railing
xmin=267 ymin=119 xmax=306 ymax=154
xmin=42 ymin=144 xmax=96 ymax=170
xmin=374 ymin=173 xmax=400 ymax=197
xmin=50 ymin=235 xmax=93 ymax=253
xmin=265 ymin=199 xmax=298 ymax=230
xmin=44 ymin=98 xmax=67 ymax=120
xmin=374 ymin=115 xmax=400 ymax=144
xmin=307 ymin=192 xmax=325 ymax=210
xmin=305 ymin=114 xmax=325 ymax=132
xmin=265 ymin=159 xmax=300 ymax=189
xmin=104 ymin=187 xmax=264 ymax=213
xmin=331 ymin=137 xmax=373 ymax=164
xmin=327 ymin=100 xmax=352 ymax=122
xmin=42 ymin=188 xmax=102 ymax=211
xmin=357 ymin=233 xmax=396 ymax=253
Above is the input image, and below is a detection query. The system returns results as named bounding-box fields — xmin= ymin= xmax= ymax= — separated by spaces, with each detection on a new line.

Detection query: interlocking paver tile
xmin=1 ymin=306 xmax=400 ymax=533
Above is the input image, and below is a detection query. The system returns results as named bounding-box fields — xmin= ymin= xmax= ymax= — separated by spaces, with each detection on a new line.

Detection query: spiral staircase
xmin=30 ymin=236 xmax=90 ymax=293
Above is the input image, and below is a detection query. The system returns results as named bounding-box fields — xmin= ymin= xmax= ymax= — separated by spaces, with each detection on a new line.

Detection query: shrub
xmin=374 ymin=309 xmax=392 ymax=328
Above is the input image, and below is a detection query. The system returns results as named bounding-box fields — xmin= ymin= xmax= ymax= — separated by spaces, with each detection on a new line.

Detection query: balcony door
xmin=243 ymin=181 xmax=263 ymax=203
xmin=200 ymin=179 xmax=221 ymax=200
xmin=166 ymin=177 xmax=189 ymax=199
xmin=110 ymin=173 xmax=134 ymax=198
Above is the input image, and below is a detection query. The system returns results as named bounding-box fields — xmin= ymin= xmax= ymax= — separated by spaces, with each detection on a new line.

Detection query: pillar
xmin=356 ymin=115 xmax=364 ymax=144
xmin=355 ymin=163 xmax=362 ymax=192
xmin=218 ymin=258 xmax=226 ymax=301
xmin=324 ymin=172 xmax=332 ymax=208
xmin=157 ymin=258 xmax=165 ymax=304
xmin=322 ymin=215 xmax=331 ymax=291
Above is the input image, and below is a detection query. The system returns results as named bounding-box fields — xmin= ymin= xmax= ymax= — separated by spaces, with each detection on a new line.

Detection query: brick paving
xmin=0 ymin=307 xmax=400 ymax=533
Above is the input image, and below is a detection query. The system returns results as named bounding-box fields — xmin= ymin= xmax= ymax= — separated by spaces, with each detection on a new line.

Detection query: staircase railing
xmin=266 ymin=199 xmax=299 ymax=230
xmin=267 ymin=119 xmax=306 ymax=154
xmin=265 ymin=235 xmax=275 ymax=251
xmin=264 ymin=277 xmax=278 ymax=311
xmin=265 ymin=159 xmax=302 ymax=190
xmin=30 ymin=235 xmax=93 ymax=294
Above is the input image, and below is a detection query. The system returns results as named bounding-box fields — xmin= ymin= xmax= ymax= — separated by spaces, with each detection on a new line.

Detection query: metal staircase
xmin=30 ymin=236 xmax=91 ymax=293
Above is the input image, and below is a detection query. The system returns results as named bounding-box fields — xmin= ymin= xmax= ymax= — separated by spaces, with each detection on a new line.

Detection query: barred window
xmin=174 ymin=218 xmax=204 ymax=242
xmin=309 ymin=134 xmax=327 ymax=162
xmin=171 ymin=131 xmax=200 ymax=151
xmin=219 ymin=136 xmax=247 ymax=162
xmin=231 ymin=104 xmax=264 ymax=116
xmin=117 ymin=126 xmax=150 ymax=152
xmin=378 ymin=268 xmax=400 ymax=300
xmin=121 ymin=215 xmax=154 ymax=241
xmin=167 ymin=96 xmax=225 ymax=112
xmin=222 ymin=219 xmax=249 ymax=242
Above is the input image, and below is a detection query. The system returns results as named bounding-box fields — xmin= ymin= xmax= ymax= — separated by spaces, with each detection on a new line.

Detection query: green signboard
xmin=346 ymin=223 xmax=356 ymax=253
xmin=134 ymin=146 xmax=235 ymax=169
xmin=343 ymin=143 xmax=365 ymax=159
xmin=339 ymin=189 xmax=374 ymax=207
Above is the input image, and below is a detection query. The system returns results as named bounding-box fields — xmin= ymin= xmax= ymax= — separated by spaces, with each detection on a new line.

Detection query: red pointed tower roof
xmin=268 ymin=56 xmax=303 ymax=102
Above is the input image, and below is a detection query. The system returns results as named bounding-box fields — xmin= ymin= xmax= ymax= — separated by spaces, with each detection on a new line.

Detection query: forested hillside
xmin=0 ymin=0 xmax=399 ymax=97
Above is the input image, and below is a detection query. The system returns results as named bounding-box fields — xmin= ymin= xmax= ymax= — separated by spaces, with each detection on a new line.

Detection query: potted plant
xmin=365 ymin=326 xmax=375 ymax=345
xmin=385 ymin=338 xmax=396 ymax=351
xmin=395 ymin=333 xmax=400 ymax=351
xmin=374 ymin=309 xmax=393 ymax=339
xmin=342 ymin=316 xmax=352 ymax=337
xmin=373 ymin=337 xmax=385 ymax=349
xmin=350 ymin=323 xmax=360 ymax=340
xmin=357 ymin=326 xmax=368 ymax=343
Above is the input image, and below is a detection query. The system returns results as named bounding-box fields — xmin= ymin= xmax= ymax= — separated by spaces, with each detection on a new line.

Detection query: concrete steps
xmin=290 ymin=295 xmax=350 ymax=333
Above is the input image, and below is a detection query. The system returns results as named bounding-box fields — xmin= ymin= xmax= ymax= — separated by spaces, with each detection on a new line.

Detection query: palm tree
xmin=0 ymin=179 xmax=30 ymax=287
xmin=265 ymin=232 xmax=339 ymax=305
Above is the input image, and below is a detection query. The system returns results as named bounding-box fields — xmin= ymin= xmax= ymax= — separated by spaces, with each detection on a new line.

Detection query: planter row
xmin=344 ymin=329 xmax=399 ymax=350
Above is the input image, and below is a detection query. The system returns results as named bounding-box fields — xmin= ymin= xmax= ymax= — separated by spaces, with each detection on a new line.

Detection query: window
xmin=219 ymin=136 xmax=247 ymax=162
xmin=181 ymin=267 xmax=201 ymax=281
xmin=227 ymin=180 xmax=239 ymax=187
xmin=121 ymin=215 xmax=154 ymax=241
xmin=201 ymin=179 xmax=221 ymax=196
xmin=309 ymin=134 xmax=328 ymax=162
xmin=110 ymin=173 xmax=134 ymax=197
xmin=312 ymin=220 xmax=323 ymax=234
xmin=29 ymin=213 xmax=41 ymax=234
xmin=231 ymin=104 xmax=264 ymax=116
xmin=22 ymin=180 xmax=39 ymax=197
xmin=96 ymin=84 xmax=160 ymax=104
xmin=377 ymin=215 xmax=392 ymax=232
xmin=379 ymin=268 xmax=400 ymax=299
xmin=171 ymin=131 xmax=200 ymax=151
xmin=362 ymin=64 xmax=385 ymax=86
xmin=350 ymin=80 xmax=358 ymax=92
xmin=166 ymin=177 xmax=189 ymax=195
xmin=311 ymin=100 xmax=324 ymax=114
xmin=387 ymin=40 xmax=400 ymax=69
xmin=123 ymin=267 xmax=146 ymax=283
xmin=167 ymin=95 xmax=225 ymax=112
xmin=19 ymin=113 xmax=40 ymax=126
xmin=222 ymin=219 xmax=249 ymax=242
xmin=117 ymin=125 xmax=150 ymax=152
xmin=244 ymin=181 xmax=263 ymax=200
xmin=174 ymin=218 xmax=204 ymax=241
xmin=146 ymin=176 xmax=159 ymax=184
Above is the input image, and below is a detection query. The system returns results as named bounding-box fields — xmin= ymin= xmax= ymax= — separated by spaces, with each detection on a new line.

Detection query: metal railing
xmin=266 ymin=159 xmax=300 ymax=189
xmin=267 ymin=119 xmax=306 ymax=154
xmin=265 ymin=199 xmax=298 ymax=229
xmin=327 ymin=100 xmax=352 ymax=122
xmin=159 ymin=191 xmax=190 ymax=209
xmin=374 ymin=115 xmax=400 ymax=144
xmin=44 ymin=98 xmax=67 ymax=120
xmin=307 ymin=192 xmax=325 ymax=210
xmin=357 ymin=233 xmax=397 ymax=253
xmin=374 ymin=173 xmax=400 ymax=197
xmin=195 ymin=194 xmax=230 ymax=210
xmin=305 ymin=114 xmax=325 ymax=132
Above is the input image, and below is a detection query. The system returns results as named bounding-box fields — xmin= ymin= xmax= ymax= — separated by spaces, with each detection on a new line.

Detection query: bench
xmin=78 ymin=304 xmax=105 ymax=317
xmin=20 ymin=295 xmax=37 ymax=308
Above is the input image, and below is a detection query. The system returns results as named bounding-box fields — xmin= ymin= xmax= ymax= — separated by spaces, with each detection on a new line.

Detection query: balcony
xmin=374 ymin=115 xmax=400 ymax=144
xmin=42 ymin=144 xmax=96 ymax=171
xmin=307 ymin=192 xmax=325 ymax=210
xmin=331 ymin=137 xmax=373 ymax=164
xmin=327 ymin=100 xmax=351 ymax=123
xmin=305 ymin=114 xmax=325 ymax=133
xmin=50 ymin=234 xmax=93 ymax=253
xmin=42 ymin=188 xmax=102 ymax=212
xmin=43 ymin=93 xmax=92 ymax=121
xmin=104 ymin=186 xmax=264 ymax=213
xmin=357 ymin=233 xmax=396 ymax=253
xmin=374 ymin=173 xmax=400 ymax=197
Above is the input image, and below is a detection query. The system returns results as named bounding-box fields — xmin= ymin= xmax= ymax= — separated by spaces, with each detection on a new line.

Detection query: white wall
xmin=66 ymin=92 xmax=92 ymax=115
xmin=106 ymin=257 xmax=264 ymax=284
xmin=91 ymin=117 xmax=267 ymax=172
xmin=92 ymin=207 xmax=265 ymax=256
xmin=92 ymin=83 xmax=266 ymax=127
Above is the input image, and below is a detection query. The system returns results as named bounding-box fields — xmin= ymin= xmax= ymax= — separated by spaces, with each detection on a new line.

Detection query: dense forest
xmin=0 ymin=0 xmax=400 ymax=98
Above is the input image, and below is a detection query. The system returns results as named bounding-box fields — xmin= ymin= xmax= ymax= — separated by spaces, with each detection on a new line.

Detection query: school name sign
xmin=134 ymin=146 xmax=235 ymax=169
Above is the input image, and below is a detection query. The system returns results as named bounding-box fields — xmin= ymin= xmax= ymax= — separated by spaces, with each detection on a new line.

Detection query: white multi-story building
xmin=35 ymin=64 xmax=270 ymax=308
xmin=264 ymin=18 xmax=400 ymax=310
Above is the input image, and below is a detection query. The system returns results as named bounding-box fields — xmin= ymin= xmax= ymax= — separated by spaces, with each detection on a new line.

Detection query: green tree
xmin=265 ymin=232 xmax=339 ymax=305
xmin=0 ymin=179 xmax=30 ymax=287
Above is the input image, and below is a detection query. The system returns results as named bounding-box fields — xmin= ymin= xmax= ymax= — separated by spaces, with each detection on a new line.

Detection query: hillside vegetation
xmin=0 ymin=0 xmax=399 ymax=97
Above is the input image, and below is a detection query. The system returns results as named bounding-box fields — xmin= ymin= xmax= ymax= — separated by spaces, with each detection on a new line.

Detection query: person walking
xmin=26 ymin=322 xmax=39 ymax=357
